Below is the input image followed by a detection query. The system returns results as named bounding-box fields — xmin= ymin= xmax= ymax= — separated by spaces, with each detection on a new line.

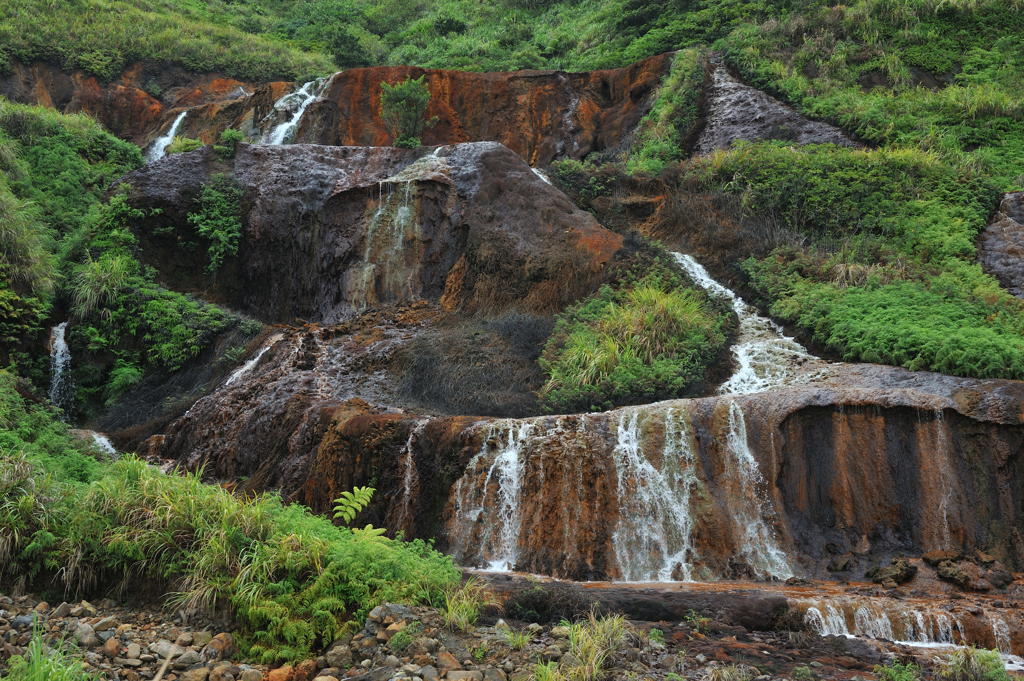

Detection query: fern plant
xmin=333 ymin=486 xmax=375 ymax=525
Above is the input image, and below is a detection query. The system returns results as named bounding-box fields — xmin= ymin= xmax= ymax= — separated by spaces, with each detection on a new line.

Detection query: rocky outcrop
xmin=977 ymin=192 xmax=1024 ymax=298
xmin=142 ymin=310 xmax=1024 ymax=585
xmin=173 ymin=54 xmax=673 ymax=166
xmin=0 ymin=60 xmax=257 ymax=144
xmin=121 ymin=141 xmax=621 ymax=323
xmin=695 ymin=63 xmax=855 ymax=155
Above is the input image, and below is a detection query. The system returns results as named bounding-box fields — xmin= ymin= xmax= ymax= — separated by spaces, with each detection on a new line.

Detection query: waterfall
xmin=532 ymin=168 xmax=553 ymax=185
xmin=611 ymin=409 xmax=699 ymax=581
xmin=725 ymin=401 xmax=792 ymax=578
xmin=394 ymin=419 xmax=429 ymax=533
xmin=672 ymin=252 xmax=822 ymax=394
xmin=147 ymin=111 xmax=189 ymax=162
xmin=483 ymin=422 xmax=534 ymax=571
xmin=263 ymin=75 xmax=335 ymax=145
xmin=225 ymin=334 xmax=284 ymax=386
xmin=48 ymin=322 xmax=74 ymax=419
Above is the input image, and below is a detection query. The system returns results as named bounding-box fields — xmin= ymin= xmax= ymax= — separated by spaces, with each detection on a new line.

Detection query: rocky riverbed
xmin=6 ymin=583 xmax=1023 ymax=681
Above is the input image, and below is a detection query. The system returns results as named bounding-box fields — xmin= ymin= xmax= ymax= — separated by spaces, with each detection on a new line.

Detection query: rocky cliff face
xmin=122 ymin=142 xmax=620 ymax=323
xmin=0 ymin=60 xmax=256 ymax=144
xmin=142 ymin=306 xmax=1024 ymax=587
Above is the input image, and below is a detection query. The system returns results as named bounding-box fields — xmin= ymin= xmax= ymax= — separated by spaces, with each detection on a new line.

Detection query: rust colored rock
xmin=0 ymin=60 xmax=259 ymax=145
xmin=436 ymin=651 xmax=462 ymax=671
xmin=923 ymin=549 xmax=964 ymax=566
xmin=201 ymin=633 xmax=234 ymax=663
xmin=293 ymin=659 xmax=319 ymax=681
xmin=102 ymin=637 xmax=121 ymax=658
xmin=178 ymin=55 xmax=672 ymax=167
xmin=269 ymin=666 xmax=295 ymax=681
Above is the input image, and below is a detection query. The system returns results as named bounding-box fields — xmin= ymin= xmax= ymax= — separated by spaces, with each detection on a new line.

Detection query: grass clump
xmin=502 ymin=627 xmax=532 ymax=650
xmin=627 ymin=48 xmax=707 ymax=175
xmin=938 ymin=647 xmax=1010 ymax=681
xmin=531 ymin=611 xmax=633 ymax=681
xmin=539 ymin=240 xmax=731 ymax=413
xmin=443 ymin=577 xmax=500 ymax=632
xmin=187 ymin=173 xmax=244 ymax=274
xmin=5 ymin=629 xmax=91 ymax=681
xmin=874 ymin=660 xmax=922 ymax=681
xmin=166 ymin=136 xmax=205 ymax=156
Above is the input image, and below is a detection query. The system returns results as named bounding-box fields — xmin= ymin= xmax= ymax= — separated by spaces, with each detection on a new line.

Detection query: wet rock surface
xmin=977 ymin=192 xmax=1024 ymax=298
xmin=123 ymin=142 xmax=620 ymax=324
xmin=694 ymin=64 xmax=856 ymax=155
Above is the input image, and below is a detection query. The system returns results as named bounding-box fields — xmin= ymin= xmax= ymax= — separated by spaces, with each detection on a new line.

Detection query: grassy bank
xmin=0 ymin=369 xmax=459 ymax=664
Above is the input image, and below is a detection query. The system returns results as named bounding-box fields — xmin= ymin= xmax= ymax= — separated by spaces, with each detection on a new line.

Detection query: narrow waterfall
xmin=393 ymin=419 xmax=430 ymax=534
xmin=89 ymin=431 xmax=117 ymax=456
xmin=725 ymin=401 xmax=792 ymax=579
xmin=672 ymin=252 xmax=823 ymax=394
xmin=147 ymin=111 xmax=189 ymax=162
xmin=611 ymin=408 xmax=700 ymax=582
xmin=48 ymin=322 xmax=74 ymax=419
xmin=263 ymin=75 xmax=335 ymax=145
xmin=449 ymin=422 xmax=534 ymax=571
xmin=532 ymin=168 xmax=553 ymax=185
xmin=225 ymin=334 xmax=284 ymax=386
xmin=484 ymin=422 xmax=534 ymax=571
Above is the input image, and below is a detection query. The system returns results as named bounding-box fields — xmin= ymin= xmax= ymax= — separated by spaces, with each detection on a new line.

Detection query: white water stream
xmin=48 ymin=322 xmax=74 ymax=419
xmin=147 ymin=111 xmax=189 ymax=162
xmin=672 ymin=252 xmax=824 ymax=394
xmin=611 ymin=408 xmax=698 ymax=582
xmin=262 ymin=75 xmax=336 ymax=145
xmin=225 ymin=334 xmax=284 ymax=386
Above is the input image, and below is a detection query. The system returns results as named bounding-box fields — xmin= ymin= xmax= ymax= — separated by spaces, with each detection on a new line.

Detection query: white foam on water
xmin=225 ymin=334 xmax=284 ymax=386
xmin=672 ymin=252 xmax=823 ymax=394
xmin=263 ymin=75 xmax=336 ymax=145
xmin=611 ymin=409 xmax=699 ymax=582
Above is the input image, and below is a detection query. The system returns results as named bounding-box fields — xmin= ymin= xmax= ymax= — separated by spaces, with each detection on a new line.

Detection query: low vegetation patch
xmin=539 ymin=238 xmax=732 ymax=413
xmin=0 ymin=373 xmax=460 ymax=665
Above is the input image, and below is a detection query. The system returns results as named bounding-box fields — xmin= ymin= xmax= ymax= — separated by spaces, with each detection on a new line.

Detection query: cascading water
xmin=89 ymin=432 xmax=117 ymax=456
xmin=532 ymin=168 xmax=553 ymax=185
xmin=672 ymin=252 xmax=824 ymax=394
xmin=484 ymin=422 xmax=534 ymax=571
xmin=147 ymin=111 xmax=189 ymax=163
xmin=263 ymin=75 xmax=336 ymax=145
xmin=611 ymin=409 xmax=700 ymax=582
xmin=725 ymin=401 xmax=792 ymax=579
xmin=48 ymin=322 xmax=74 ymax=419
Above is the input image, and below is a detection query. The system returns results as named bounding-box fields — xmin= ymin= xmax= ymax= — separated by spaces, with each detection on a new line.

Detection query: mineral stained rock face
xmin=694 ymin=63 xmax=856 ymax=155
xmin=977 ymin=192 xmax=1024 ymax=298
xmin=149 ymin=321 xmax=1024 ymax=584
xmin=0 ymin=60 xmax=257 ymax=144
xmin=169 ymin=54 xmax=674 ymax=165
xmin=121 ymin=141 xmax=621 ymax=323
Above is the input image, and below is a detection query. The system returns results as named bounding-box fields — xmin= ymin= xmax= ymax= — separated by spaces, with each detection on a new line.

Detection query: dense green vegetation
xmin=0 ymin=370 xmax=459 ymax=663
xmin=0 ymin=0 xmax=776 ymax=84
xmin=0 ymin=100 xmax=245 ymax=418
xmin=380 ymin=76 xmax=438 ymax=149
xmin=539 ymin=240 xmax=732 ymax=412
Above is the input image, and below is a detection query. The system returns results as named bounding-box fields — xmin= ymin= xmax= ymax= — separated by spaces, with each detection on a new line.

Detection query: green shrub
xmin=6 ymin=628 xmax=91 ymax=681
xmin=938 ymin=647 xmax=1009 ymax=681
xmin=166 ymin=136 xmax=204 ymax=155
xmin=214 ymin=128 xmax=245 ymax=160
xmin=539 ymin=260 xmax=731 ymax=413
xmin=874 ymin=660 xmax=922 ymax=681
xmin=187 ymin=173 xmax=244 ymax=273
xmin=380 ymin=76 xmax=438 ymax=148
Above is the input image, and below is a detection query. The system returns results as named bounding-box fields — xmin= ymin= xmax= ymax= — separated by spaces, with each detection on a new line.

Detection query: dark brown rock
xmin=871 ymin=558 xmax=917 ymax=585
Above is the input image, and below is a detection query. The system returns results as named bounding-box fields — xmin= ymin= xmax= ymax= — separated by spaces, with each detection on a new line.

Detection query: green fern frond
xmin=332 ymin=486 xmax=375 ymax=525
